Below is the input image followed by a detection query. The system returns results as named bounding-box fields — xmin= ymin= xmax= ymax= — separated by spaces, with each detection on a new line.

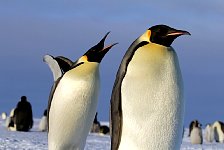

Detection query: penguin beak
xmin=83 ymin=32 xmax=118 ymax=63
xmin=100 ymin=43 xmax=118 ymax=54
xmin=93 ymin=42 xmax=118 ymax=63
xmin=166 ymin=30 xmax=191 ymax=37
xmin=91 ymin=32 xmax=111 ymax=51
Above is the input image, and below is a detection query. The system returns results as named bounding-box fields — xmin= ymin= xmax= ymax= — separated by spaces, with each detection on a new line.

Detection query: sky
xmin=0 ymin=1 xmax=224 ymax=126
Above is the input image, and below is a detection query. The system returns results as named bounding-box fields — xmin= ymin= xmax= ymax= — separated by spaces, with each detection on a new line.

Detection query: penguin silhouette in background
xmin=14 ymin=96 xmax=33 ymax=132
xmin=110 ymin=25 xmax=190 ymax=150
xmin=48 ymin=32 xmax=117 ymax=150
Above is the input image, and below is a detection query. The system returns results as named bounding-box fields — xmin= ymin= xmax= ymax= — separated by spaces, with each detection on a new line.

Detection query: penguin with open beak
xmin=110 ymin=25 xmax=190 ymax=150
xmin=48 ymin=32 xmax=117 ymax=150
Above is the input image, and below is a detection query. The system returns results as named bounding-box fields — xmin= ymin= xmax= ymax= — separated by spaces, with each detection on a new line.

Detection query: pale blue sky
xmin=0 ymin=1 xmax=224 ymax=126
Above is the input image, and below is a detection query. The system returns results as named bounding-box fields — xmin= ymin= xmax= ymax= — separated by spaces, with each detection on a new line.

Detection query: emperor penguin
xmin=205 ymin=123 xmax=214 ymax=143
xmin=1 ymin=112 xmax=7 ymax=120
xmin=14 ymin=96 xmax=33 ymax=132
xmin=48 ymin=32 xmax=117 ymax=150
xmin=189 ymin=120 xmax=201 ymax=137
xmin=189 ymin=120 xmax=203 ymax=144
xmin=6 ymin=108 xmax=16 ymax=131
xmin=39 ymin=109 xmax=48 ymax=132
xmin=213 ymin=121 xmax=224 ymax=143
xmin=110 ymin=25 xmax=190 ymax=150
xmin=90 ymin=112 xmax=101 ymax=133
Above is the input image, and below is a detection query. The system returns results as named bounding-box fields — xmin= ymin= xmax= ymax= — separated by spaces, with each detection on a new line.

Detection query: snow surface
xmin=1 ymin=119 xmax=224 ymax=150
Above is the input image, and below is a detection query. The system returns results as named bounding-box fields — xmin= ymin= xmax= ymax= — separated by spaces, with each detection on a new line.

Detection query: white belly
xmin=205 ymin=125 xmax=214 ymax=143
xmin=39 ymin=116 xmax=47 ymax=131
xmin=48 ymin=64 xmax=100 ymax=150
xmin=119 ymin=44 xmax=184 ymax=150
xmin=190 ymin=128 xmax=202 ymax=144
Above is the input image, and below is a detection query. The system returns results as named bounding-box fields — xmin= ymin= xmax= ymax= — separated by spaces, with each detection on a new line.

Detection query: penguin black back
xmin=14 ymin=96 xmax=33 ymax=131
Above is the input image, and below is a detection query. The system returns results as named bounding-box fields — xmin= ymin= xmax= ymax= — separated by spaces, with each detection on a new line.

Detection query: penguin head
xmin=78 ymin=32 xmax=118 ymax=63
xmin=147 ymin=25 xmax=190 ymax=47
xmin=21 ymin=96 xmax=27 ymax=102
xmin=193 ymin=120 xmax=202 ymax=128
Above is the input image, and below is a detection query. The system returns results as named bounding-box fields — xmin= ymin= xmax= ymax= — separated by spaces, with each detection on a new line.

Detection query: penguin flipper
xmin=110 ymin=38 xmax=149 ymax=150
xmin=43 ymin=55 xmax=63 ymax=81
xmin=47 ymin=77 xmax=62 ymax=132
xmin=110 ymin=73 xmax=123 ymax=150
xmin=110 ymin=44 xmax=136 ymax=150
xmin=55 ymin=56 xmax=73 ymax=73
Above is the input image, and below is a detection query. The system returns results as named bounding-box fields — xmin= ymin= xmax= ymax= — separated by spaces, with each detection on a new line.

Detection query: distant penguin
xmin=213 ymin=121 xmax=224 ymax=143
xmin=14 ymin=96 xmax=33 ymax=132
xmin=48 ymin=32 xmax=117 ymax=150
xmin=9 ymin=108 xmax=15 ymax=118
xmin=6 ymin=108 xmax=16 ymax=131
xmin=39 ymin=109 xmax=47 ymax=132
xmin=91 ymin=112 xmax=101 ymax=133
xmin=189 ymin=120 xmax=201 ymax=137
xmin=110 ymin=25 xmax=190 ymax=150
xmin=100 ymin=125 xmax=110 ymax=135
xmin=205 ymin=123 xmax=214 ymax=143
xmin=190 ymin=120 xmax=203 ymax=144
xmin=1 ymin=112 xmax=7 ymax=120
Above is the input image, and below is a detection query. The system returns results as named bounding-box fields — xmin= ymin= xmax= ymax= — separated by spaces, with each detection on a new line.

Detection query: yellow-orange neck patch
xmin=147 ymin=30 xmax=151 ymax=40
xmin=79 ymin=55 xmax=88 ymax=62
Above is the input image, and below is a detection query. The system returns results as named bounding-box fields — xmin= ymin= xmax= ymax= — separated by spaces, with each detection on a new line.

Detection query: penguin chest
xmin=39 ymin=116 xmax=47 ymax=131
xmin=49 ymin=65 xmax=100 ymax=149
xmin=120 ymin=45 xmax=184 ymax=149
xmin=190 ymin=128 xmax=202 ymax=144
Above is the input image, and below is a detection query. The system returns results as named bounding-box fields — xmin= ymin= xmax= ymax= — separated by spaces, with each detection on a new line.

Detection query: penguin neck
xmin=138 ymin=30 xmax=173 ymax=51
xmin=66 ymin=62 xmax=100 ymax=79
xmin=132 ymin=42 xmax=174 ymax=69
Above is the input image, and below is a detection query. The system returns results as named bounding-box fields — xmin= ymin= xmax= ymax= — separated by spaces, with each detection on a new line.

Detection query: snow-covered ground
xmin=1 ymin=119 xmax=224 ymax=150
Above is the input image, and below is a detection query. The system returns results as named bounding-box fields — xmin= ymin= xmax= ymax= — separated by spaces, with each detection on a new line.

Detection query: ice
xmin=1 ymin=119 xmax=224 ymax=150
